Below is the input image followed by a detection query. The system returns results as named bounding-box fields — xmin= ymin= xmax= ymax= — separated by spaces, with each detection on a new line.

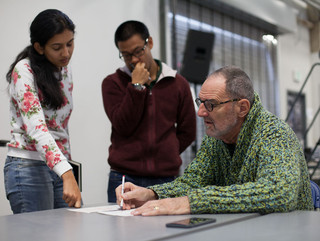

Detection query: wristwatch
xmin=132 ymin=83 xmax=145 ymax=91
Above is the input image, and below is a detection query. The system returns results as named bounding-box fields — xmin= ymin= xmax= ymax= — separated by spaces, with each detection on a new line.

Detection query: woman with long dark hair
xmin=4 ymin=9 xmax=81 ymax=213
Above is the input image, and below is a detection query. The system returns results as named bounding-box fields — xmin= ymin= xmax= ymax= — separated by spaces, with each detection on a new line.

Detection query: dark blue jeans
xmin=107 ymin=170 xmax=175 ymax=203
xmin=4 ymin=156 xmax=69 ymax=214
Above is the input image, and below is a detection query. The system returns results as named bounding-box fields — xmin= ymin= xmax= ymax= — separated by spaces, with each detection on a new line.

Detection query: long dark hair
xmin=6 ymin=9 xmax=75 ymax=109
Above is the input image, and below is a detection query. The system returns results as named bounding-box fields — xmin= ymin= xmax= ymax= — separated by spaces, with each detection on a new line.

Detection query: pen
xmin=120 ymin=175 xmax=125 ymax=209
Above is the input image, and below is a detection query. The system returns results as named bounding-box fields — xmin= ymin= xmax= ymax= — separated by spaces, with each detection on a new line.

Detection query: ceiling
xmin=306 ymin=0 xmax=320 ymax=10
xmin=281 ymin=0 xmax=320 ymax=16
xmin=278 ymin=0 xmax=320 ymax=26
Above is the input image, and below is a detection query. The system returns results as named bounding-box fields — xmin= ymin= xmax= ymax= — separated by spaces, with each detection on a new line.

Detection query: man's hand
xmin=61 ymin=170 xmax=82 ymax=208
xmin=116 ymin=182 xmax=157 ymax=209
xmin=131 ymin=196 xmax=191 ymax=216
xmin=131 ymin=62 xmax=150 ymax=85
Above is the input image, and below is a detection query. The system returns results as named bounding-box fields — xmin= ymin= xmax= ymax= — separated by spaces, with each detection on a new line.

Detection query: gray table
xmin=164 ymin=211 xmax=320 ymax=241
xmin=0 ymin=206 xmax=259 ymax=241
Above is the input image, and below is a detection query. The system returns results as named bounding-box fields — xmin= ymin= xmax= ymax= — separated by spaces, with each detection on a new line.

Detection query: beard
xmin=205 ymin=107 xmax=239 ymax=141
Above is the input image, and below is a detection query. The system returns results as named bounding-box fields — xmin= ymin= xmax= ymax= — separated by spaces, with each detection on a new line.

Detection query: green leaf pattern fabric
xmin=150 ymin=93 xmax=313 ymax=214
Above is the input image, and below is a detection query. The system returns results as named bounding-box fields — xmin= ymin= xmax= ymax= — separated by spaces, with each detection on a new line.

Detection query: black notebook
xmin=69 ymin=160 xmax=82 ymax=192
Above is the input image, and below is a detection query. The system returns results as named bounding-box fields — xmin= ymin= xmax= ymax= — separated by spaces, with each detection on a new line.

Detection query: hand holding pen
xmin=116 ymin=182 xmax=157 ymax=210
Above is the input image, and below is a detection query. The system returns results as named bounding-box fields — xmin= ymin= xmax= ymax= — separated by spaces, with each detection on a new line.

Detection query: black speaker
xmin=180 ymin=29 xmax=215 ymax=84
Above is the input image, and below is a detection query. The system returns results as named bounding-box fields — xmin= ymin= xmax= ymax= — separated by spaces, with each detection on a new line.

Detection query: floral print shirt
xmin=7 ymin=58 xmax=73 ymax=177
xmin=150 ymin=93 xmax=314 ymax=214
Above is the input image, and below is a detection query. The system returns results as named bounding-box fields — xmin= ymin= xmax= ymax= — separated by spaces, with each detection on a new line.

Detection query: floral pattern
xmin=150 ymin=93 xmax=314 ymax=214
xmin=8 ymin=58 xmax=73 ymax=174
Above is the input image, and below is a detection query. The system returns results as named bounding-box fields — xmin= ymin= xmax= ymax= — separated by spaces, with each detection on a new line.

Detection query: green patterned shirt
xmin=150 ymin=93 xmax=313 ymax=214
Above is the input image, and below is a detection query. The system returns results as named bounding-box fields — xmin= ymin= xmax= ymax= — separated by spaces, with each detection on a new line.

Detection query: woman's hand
xmin=61 ymin=170 xmax=82 ymax=208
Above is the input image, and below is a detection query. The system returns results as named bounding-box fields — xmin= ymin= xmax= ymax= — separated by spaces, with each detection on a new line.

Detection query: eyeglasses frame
xmin=195 ymin=98 xmax=240 ymax=112
xmin=119 ymin=38 xmax=149 ymax=61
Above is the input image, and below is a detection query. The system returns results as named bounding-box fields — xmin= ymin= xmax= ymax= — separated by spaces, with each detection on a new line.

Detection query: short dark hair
xmin=211 ymin=65 xmax=255 ymax=106
xmin=114 ymin=20 xmax=149 ymax=48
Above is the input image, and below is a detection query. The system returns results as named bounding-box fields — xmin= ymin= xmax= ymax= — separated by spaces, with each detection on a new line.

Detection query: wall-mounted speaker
xmin=180 ymin=29 xmax=215 ymax=84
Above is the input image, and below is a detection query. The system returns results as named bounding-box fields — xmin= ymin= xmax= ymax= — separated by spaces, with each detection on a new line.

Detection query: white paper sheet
xmin=68 ymin=205 xmax=120 ymax=213
xmin=98 ymin=209 xmax=135 ymax=216
xmin=68 ymin=204 xmax=136 ymax=216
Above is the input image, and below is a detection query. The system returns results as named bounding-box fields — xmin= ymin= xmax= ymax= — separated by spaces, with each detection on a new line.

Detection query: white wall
xmin=0 ymin=0 xmax=160 ymax=215
xmin=278 ymin=24 xmax=320 ymax=147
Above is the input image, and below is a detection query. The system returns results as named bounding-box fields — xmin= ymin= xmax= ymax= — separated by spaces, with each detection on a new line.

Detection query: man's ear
xmin=238 ymin=99 xmax=250 ymax=118
xmin=147 ymin=36 xmax=153 ymax=50
xmin=33 ymin=42 xmax=44 ymax=55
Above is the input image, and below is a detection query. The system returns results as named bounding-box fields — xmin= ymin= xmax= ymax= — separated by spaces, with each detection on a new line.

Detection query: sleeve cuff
xmin=52 ymin=160 xmax=73 ymax=177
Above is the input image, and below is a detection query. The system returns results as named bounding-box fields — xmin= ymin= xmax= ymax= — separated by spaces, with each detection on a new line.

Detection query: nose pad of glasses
xmin=132 ymin=54 xmax=142 ymax=62
xmin=197 ymin=104 xmax=209 ymax=116
xmin=200 ymin=103 xmax=208 ymax=111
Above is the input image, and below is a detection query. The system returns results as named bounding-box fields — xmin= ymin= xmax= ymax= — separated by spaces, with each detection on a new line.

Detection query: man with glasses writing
xmin=102 ymin=20 xmax=196 ymax=202
xmin=116 ymin=65 xmax=313 ymax=215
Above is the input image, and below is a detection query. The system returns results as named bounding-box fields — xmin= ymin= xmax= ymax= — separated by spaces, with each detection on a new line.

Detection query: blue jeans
xmin=4 ymin=156 xmax=69 ymax=214
xmin=107 ymin=170 xmax=175 ymax=203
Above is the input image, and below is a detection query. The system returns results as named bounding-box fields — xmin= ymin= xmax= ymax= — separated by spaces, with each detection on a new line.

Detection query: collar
xmin=119 ymin=59 xmax=177 ymax=82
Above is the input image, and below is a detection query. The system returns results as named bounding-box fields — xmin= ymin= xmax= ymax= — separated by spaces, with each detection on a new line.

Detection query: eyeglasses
xmin=119 ymin=38 xmax=149 ymax=61
xmin=195 ymin=98 xmax=240 ymax=112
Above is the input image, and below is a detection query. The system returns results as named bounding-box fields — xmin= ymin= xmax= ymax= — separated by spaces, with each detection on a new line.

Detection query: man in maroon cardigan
xmin=101 ymin=20 xmax=196 ymax=202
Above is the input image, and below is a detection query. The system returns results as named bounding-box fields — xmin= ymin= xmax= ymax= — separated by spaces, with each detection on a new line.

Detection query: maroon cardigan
xmin=101 ymin=65 xmax=196 ymax=177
